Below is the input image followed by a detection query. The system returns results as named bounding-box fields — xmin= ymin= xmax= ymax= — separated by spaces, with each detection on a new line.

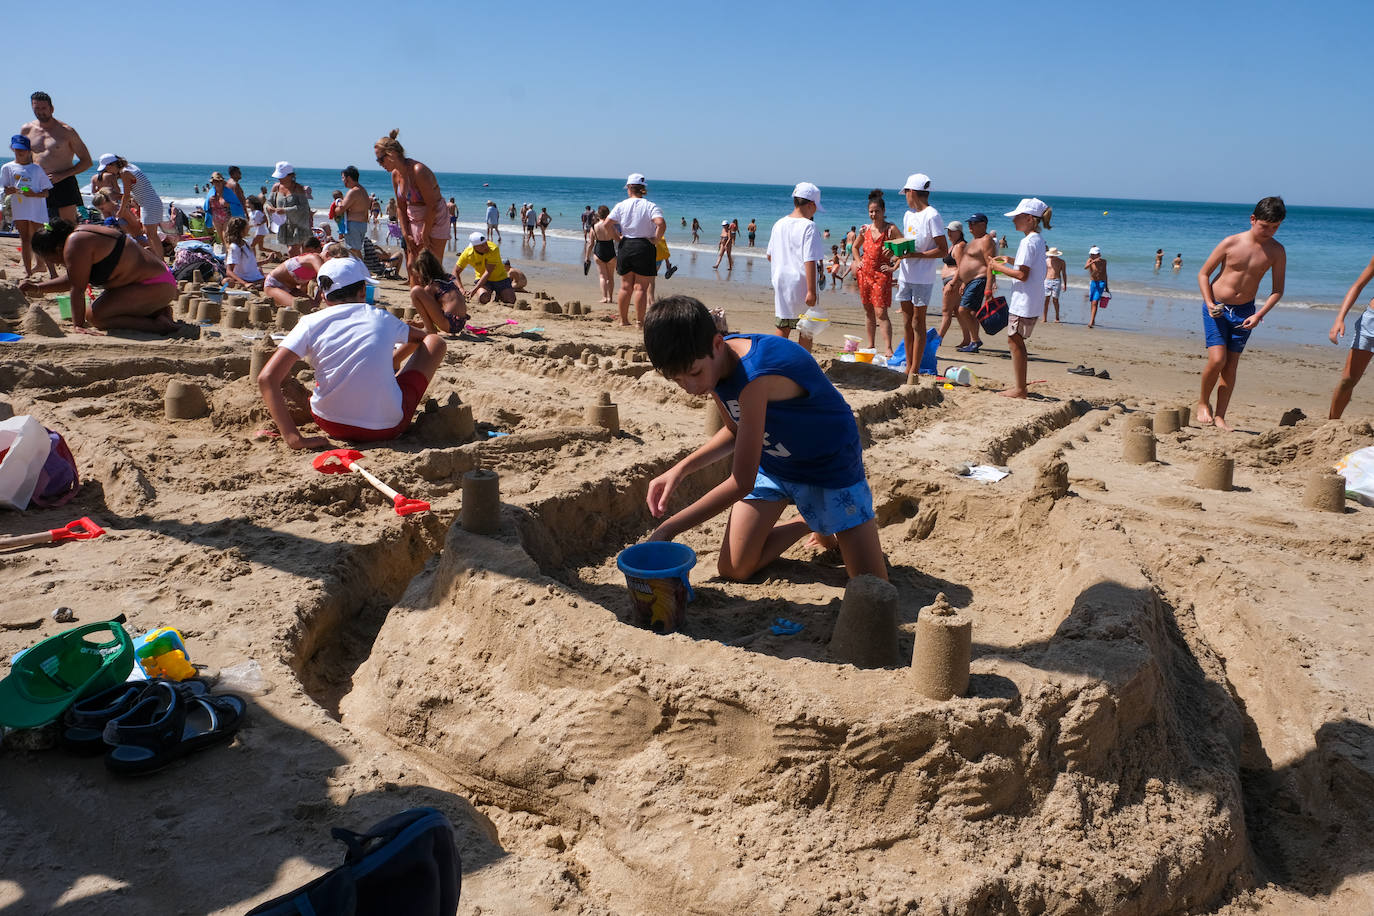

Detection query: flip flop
xmin=1068 ymin=366 xmax=1096 ymax=376
xmin=62 ymin=679 xmax=207 ymax=756
xmin=104 ymin=682 xmax=245 ymax=775
xmin=1095 ymin=370 xmax=1111 ymax=379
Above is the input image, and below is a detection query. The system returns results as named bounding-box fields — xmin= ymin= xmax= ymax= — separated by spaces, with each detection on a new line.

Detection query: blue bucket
xmin=616 ymin=542 xmax=696 ymax=634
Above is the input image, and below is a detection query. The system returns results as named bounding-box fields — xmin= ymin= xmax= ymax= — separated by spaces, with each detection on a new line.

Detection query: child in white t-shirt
xmin=765 ymin=181 xmax=827 ymax=352
xmin=258 ymin=257 xmax=448 ymax=449
xmin=223 ymin=218 xmax=265 ymax=287
xmin=2 ymin=135 xmax=54 ymax=278
xmin=989 ymin=198 xmax=1052 ymax=399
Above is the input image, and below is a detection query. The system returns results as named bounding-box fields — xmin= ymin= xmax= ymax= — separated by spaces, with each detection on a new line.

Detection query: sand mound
xmin=20 ymin=304 xmax=63 ymax=337
xmin=0 ymin=283 xmax=26 ymax=317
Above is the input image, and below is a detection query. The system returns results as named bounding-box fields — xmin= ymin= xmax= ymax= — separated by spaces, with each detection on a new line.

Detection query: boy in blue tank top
xmin=642 ymin=296 xmax=888 ymax=583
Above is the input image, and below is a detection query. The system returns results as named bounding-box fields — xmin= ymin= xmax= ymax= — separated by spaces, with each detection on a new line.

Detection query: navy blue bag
xmin=246 ymin=807 xmax=461 ymax=916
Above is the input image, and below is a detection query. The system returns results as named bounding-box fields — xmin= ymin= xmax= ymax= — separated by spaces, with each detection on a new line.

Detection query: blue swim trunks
xmin=745 ymin=467 xmax=875 ymax=536
xmin=1202 ymin=301 xmax=1257 ymax=353
xmin=1089 ymin=280 xmax=1107 ymax=302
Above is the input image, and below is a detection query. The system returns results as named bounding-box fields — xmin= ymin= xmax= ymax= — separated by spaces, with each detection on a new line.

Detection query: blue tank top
xmin=714 ymin=334 xmax=864 ymax=487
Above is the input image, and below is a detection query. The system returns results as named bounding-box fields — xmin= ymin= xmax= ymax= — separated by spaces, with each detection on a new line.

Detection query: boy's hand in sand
xmin=286 ymin=433 xmax=332 ymax=451
xmin=646 ymin=469 xmax=681 ymax=518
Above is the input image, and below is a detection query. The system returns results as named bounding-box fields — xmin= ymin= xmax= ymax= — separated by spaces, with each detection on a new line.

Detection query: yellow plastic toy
xmin=135 ymin=627 xmax=195 ymax=681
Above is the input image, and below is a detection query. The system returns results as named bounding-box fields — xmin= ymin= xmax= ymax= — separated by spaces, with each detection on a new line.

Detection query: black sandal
xmin=104 ymin=682 xmax=246 ymax=775
xmin=62 ymin=679 xmax=207 ymax=756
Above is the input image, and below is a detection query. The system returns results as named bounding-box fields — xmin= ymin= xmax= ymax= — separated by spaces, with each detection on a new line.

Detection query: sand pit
xmin=1 ymin=244 xmax=1373 ymax=913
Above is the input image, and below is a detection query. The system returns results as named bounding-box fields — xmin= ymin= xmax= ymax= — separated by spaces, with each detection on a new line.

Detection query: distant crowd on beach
xmin=4 ymin=89 xmax=1372 ymax=442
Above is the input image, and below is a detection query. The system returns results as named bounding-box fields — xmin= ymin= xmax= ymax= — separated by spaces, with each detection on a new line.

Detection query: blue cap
xmin=10 ymin=134 xmax=30 ymax=151
xmin=967 ymin=212 xmax=988 ymax=223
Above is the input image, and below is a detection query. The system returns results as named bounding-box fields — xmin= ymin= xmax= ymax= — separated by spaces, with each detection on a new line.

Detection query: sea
xmin=130 ymin=162 xmax=1374 ymax=345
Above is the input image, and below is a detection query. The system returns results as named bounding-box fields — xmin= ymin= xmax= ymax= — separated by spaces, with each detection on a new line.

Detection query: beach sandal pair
xmin=61 ymin=678 xmax=245 ymax=774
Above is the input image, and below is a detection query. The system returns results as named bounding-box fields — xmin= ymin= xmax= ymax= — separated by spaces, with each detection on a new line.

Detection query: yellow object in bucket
xmin=56 ymin=294 xmax=71 ymax=321
xmin=855 ymin=348 xmax=876 ymax=363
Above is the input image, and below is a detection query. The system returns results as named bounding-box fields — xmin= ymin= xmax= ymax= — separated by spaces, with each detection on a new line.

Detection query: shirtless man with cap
xmin=20 ymin=91 xmax=91 ymax=224
xmin=950 ymin=213 xmax=996 ymax=352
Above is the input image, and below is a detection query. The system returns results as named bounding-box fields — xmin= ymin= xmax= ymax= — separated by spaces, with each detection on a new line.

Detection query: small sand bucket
xmin=944 ymin=365 xmax=972 ymax=386
xmin=55 ymin=294 xmax=71 ymax=320
xmin=616 ymin=542 xmax=696 ymax=634
xmin=200 ymin=284 xmax=224 ymax=304
xmin=855 ymin=348 xmax=876 ymax=364
xmin=843 ymin=334 xmax=862 ymax=353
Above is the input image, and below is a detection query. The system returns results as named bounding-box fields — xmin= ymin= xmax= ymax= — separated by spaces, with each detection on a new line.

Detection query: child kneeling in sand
xmin=259 ymin=257 xmax=446 ymax=450
xmin=642 ymin=295 xmax=887 ymax=582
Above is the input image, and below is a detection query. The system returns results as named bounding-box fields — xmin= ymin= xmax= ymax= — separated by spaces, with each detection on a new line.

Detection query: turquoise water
xmin=134 ymin=161 xmax=1373 ymax=310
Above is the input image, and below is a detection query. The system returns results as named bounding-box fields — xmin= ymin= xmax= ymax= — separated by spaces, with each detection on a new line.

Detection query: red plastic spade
xmin=0 ymin=517 xmax=106 ymax=551
xmin=311 ymin=449 xmax=429 ymax=516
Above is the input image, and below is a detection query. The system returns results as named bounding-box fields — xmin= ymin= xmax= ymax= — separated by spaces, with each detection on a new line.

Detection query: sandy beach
xmin=1 ymin=236 xmax=1372 ymax=915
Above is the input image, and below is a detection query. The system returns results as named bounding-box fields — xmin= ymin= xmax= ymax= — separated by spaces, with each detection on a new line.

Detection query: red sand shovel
xmin=312 ymin=449 xmax=430 ymax=516
xmin=0 ymin=517 xmax=106 ymax=551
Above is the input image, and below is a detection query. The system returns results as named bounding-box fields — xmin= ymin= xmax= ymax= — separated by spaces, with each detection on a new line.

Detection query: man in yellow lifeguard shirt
xmin=456 ymin=231 xmax=517 ymax=304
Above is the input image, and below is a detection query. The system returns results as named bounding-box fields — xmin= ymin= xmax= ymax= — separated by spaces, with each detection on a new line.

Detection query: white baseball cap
xmin=318 ymin=257 xmax=378 ymax=296
xmin=626 ymin=173 xmax=646 ymax=186
xmin=271 ymin=160 xmax=295 ymax=179
xmin=792 ymin=181 xmax=824 ymax=211
xmin=1088 ymin=246 xmax=1101 ymax=255
xmin=469 ymin=232 xmax=488 ymax=245
xmin=722 ymin=220 xmax=729 ymax=226
xmin=1005 ymin=197 xmax=1048 ymax=218
xmin=97 ymin=152 xmax=119 ymax=170
xmin=946 ymin=220 xmax=964 ymax=233
xmin=902 ymin=173 xmax=932 ymax=192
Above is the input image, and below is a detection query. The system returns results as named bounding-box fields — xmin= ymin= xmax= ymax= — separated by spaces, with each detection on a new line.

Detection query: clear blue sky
xmin=13 ymin=0 xmax=1372 ymax=207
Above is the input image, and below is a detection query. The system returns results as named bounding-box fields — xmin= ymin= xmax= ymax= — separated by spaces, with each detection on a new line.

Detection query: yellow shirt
xmin=456 ymin=244 xmax=508 ymax=283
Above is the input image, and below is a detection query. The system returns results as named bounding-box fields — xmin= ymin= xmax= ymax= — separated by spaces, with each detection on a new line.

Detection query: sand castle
xmin=1 ymin=262 xmax=1371 ymax=914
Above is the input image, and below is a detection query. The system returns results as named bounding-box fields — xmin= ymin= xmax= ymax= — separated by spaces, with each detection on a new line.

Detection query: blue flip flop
xmin=770 ymin=618 xmax=804 ymax=637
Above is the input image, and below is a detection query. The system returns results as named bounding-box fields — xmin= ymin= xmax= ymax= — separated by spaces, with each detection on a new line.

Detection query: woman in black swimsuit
xmin=19 ymin=220 xmax=179 ymax=333
xmin=590 ymin=205 xmax=617 ymax=304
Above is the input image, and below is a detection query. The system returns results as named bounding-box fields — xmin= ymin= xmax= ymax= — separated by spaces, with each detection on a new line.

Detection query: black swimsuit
xmin=83 ymin=228 xmax=126 ymax=286
xmin=594 ymin=239 xmax=615 ymax=262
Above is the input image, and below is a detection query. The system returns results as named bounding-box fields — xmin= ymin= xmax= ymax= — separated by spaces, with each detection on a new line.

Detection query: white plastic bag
xmin=1335 ymin=446 xmax=1374 ymax=506
xmin=0 ymin=415 xmax=50 ymax=510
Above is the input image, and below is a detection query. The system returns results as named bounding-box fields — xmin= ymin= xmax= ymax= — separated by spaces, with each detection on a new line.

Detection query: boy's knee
xmin=715 ymin=556 xmax=755 ymax=582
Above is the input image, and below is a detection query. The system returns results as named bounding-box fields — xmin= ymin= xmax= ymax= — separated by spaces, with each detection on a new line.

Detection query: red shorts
xmin=312 ymin=370 xmax=428 ymax=442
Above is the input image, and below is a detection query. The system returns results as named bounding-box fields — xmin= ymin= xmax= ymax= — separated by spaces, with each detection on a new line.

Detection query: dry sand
xmin=1 ymin=239 xmax=1372 ymax=914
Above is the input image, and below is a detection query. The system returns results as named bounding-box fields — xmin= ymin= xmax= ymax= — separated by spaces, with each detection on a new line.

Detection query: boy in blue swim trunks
xmin=642 ymin=295 xmax=888 ymax=582
xmin=1196 ymin=196 xmax=1287 ymax=431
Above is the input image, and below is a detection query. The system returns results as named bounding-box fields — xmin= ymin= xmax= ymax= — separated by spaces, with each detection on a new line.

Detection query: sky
xmin=11 ymin=0 xmax=1373 ymax=208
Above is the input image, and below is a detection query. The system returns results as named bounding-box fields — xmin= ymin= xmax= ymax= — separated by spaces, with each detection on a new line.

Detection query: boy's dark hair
xmin=30 ymin=90 xmax=51 ymax=103
xmin=302 ymin=236 xmax=323 ymax=252
xmin=1253 ymin=196 xmax=1286 ymax=222
xmin=643 ymin=296 xmax=719 ymax=378
xmin=342 ymin=165 xmax=360 ymax=182
xmin=793 ymin=197 xmax=810 ymax=209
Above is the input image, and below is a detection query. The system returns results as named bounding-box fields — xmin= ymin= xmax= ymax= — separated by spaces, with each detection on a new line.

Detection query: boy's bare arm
xmin=1250 ymin=243 xmax=1286 ymax=325
xmin=1198 ymin=237 xmax=1231 ymax=311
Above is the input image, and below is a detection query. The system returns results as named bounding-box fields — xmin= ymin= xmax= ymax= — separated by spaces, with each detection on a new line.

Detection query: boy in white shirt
xmin=890 ymin=173 xmax=947 ymax=383
xmin=259 ymin=257 xmax=447 ymax=449
xmin=989 ymin=198 xmax=1052 ymax=399
xmin=765 ymin=181 xmax=827 ymax=352
xmin=1 ymin=135 xmax=54 ymax=278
